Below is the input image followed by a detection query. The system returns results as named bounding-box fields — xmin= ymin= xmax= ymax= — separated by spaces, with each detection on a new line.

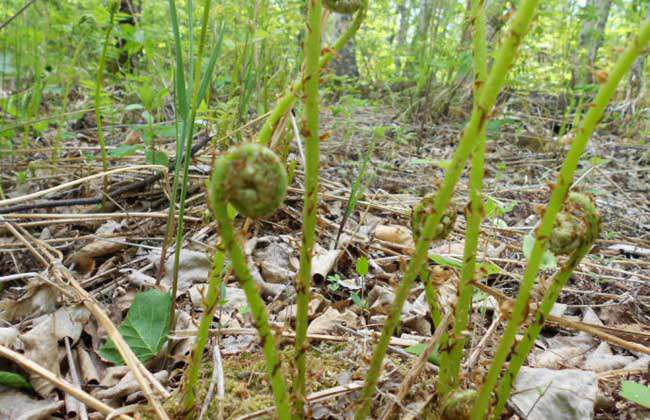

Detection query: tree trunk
xmin=573 ymin=0 xmax=613 ymax=87
xmin=329 ymin=13 xmax=359 ymax=79
xmin=394 ymin=0 xmax=411 ymax=69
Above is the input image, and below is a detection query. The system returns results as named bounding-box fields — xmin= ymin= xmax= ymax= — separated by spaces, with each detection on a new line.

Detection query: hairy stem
xmin=354 ymin=2 xmax=541 ymax=418
xmin=256 ymin=0 xmax=368 ymax=146
xmin=491 ymin=194 xmax=600 ymax=418
xmin=293 ymin=0 xmax=323 ymax=417
xmin=182 ymin=249 xmax=225 ymax=414
xmin=437 ymin=0 xmax=488 ymax=397
xmin=208 ymin=149 xmax=290 ymax=419
xmin=470 ymin=18 xmax=650 ymax=419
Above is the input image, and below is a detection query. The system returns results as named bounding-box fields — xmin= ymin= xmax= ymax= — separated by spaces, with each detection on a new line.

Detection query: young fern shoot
xmin=293 ymin=0 xmax=323 ymax=416
xmin=181 ymin=249 xmax=225 ymax=414
xmin=207 ymin=144 xmax=291 ymax=420
xmin=437 ymin=0 xmax=489 ymax=398
xmin=353 ymin=1 xmax=542 ymax=418
xmin=256 ymin=0 xmax=368 ymax=147
xmin=491 ymin=193 xmax=601 ymax=419
xmin=470 ymin=18 xmax=650 ymax=419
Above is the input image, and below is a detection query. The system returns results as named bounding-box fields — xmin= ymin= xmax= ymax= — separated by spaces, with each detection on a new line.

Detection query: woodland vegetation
xmin=0 ymin=1 xmax=649 ymax=419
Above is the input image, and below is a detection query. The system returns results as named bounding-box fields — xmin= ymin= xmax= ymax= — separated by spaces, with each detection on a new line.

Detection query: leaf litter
xmin=0 ymin=100 xmax=648 ymax=419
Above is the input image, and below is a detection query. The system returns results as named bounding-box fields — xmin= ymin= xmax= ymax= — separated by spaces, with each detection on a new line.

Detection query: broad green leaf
xmin=620 ymin=381 xmax=650 ymax=408
xmin=99 ymin=290 xmax=172 ymax=364
xmin=145 ymin=150 xmax=169 ymax=166
xmin=109 ymin=144 xmax=142 ymax=158
xmin=356 ymin=256 xmax=369 ymax=277
xmin=405 ymin=343 xmax=440 ymax=365
xmin=522 ymin=234 xmax=557 ymax=270
xmin=430 ymin=254 xmax=463 ymax=270
xmin=0 ymin=371 xmax=31 ymax=389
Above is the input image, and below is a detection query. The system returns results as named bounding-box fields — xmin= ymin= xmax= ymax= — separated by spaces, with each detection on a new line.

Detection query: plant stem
xmin=256 ymin=0 xmax=368 ymax=146
xmin=470 ymin=18 xmax=650 ymax=420
xmin=491 ymin=193 xmax=600 ymax=419
xmin=353 ymin=1 xmax=541 ymax=418
xmin=209 ymin=164 xmax=291 ymax=420
xmin=293 ymin=1 xmax=323 ymax=417
xmin=437 ymin=0 xmax=488 ymax=397
xmin=168 ymin=0 xmax=213 ymax=340
xmin=182 ymin=249 xmax=225 ymax=414
xmin=94 ymin=2 xmax=117 ymax=208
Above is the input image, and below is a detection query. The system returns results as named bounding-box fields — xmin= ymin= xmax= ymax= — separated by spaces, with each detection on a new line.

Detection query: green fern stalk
xmin=354 ymin=1 xmax=541 ymax=418
xmin=437 ymin=0 xmax=488 ymax=397
xmin=208 ymin=144 xmax=290 ymax=419
xmin=182 ymin=249 xmax=225 ymax=414
xmin=256 ymin=0 xmax=368 ymax=146
xmin=94 ymin=1 xmax=117 ymax=207
xmin=293 ymin=0 xmax=323 ymax=417
xmin=491 ymin=193 xmax=600 ymax=419
xmin=470 ymin=18 xmax=650 ymax=419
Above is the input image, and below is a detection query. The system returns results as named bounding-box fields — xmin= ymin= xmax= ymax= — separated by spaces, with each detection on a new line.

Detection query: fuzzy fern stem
xmin=437 ymin=0 xmax=489 ymax=397
xmin=208 ymin=143 xmax=290 ymax=420
xmin=292 ymin=0 xmax=323 ymax=417
xmin=470 ymin=18 xmax=650 ymax=419
xmin=490 ymin=193 xmax=600 ymax=418
xmin=256 ymin=0 xmax=368 ymax=146
xmin=181 ymin=249 xmax=225 ymax=415
xmin=353 ymin=1 xmax=541 ymax=418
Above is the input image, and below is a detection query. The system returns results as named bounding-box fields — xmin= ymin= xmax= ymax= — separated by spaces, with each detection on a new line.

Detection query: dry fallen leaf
xmin=374 ymin=225 xmax=414 ymax=248
xmin=307 ymin=307 xmax=361 ymax=335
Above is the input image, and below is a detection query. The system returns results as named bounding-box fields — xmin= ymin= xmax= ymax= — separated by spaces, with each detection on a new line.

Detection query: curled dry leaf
xmin=511 ymin=367 xmax=598 ymax=420
xmin=307 ymin=307 xmax=361 ymax=335
xmin=20 ymin=314 xmax=62 ymax=397
xmin=94 ymin=370 xmax=169 ymax=400
xmin=0 ymin=388 xmax=64 ymax=420
xmin=0 ymin=327 xmax=19 ymax=348
xmin=70 ymin=237 xmax=128 ymax=274
xmin=311 ymin=246 xmax=343 ymax=283
xmin=374 ymin=224 xmax=414 ymax=249
xmin=0 ymin=280 xmax=58 ymax=322
xmin=251 ymin=237 xmax=297 ymax=284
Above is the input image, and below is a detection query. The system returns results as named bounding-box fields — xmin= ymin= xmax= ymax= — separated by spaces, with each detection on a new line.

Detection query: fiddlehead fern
xmin=490 ymin=192 xmax=600 ymax=418
xmin=411 ymin=193 xmax=458 ymax=242
xmin=411 ymin=194 xmax=458 ymax=326
xmin=323 ymin=0 xmax=363 ymax=14
xmin=208 ymin=143 xmax=290 ymax=420
xmin=214 ymin=143 xmax=288 ymax=219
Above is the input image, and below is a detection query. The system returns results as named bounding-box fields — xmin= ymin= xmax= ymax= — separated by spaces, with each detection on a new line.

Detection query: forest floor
xmin=0 ymin=97 xmax=649 ymax=419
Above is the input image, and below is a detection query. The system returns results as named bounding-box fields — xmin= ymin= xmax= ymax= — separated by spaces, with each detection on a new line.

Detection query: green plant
xmin=437 ymin=0 xmax=489 ymax=397
xmin=470 ymin=18 xmax=650 ymax=419
xmin=354 ymin=1 xmax=543 ymax=418
xmin=207 ymin=143 xmax=290 ymax=419
xmin=163 ymin=0 xmax=224 ymax=333
xmin=94 ymin=0 xmax=118 ymax=207
xmin=182 ymin=249 xmax=225 ymax=413
xmin=620 ymin=381 xmax=650 ymax=408
xmin=99 ymin=289 xmax=172 ymax=364
xmin=490 ymin=193 xmax=601 ymax=418
xmin=293 ymin=1 xmax=323 ymax=414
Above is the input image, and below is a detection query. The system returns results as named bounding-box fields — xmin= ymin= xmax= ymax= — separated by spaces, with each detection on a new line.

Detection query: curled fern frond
xmin=212 ymin=143 xmax=287 ymax=218
xmin=549 ymin=192 xmax=600 ymax=255
xmin=323 ymin=0 xmax=363 ymax=14
xmin=442 ymin=389 xmax=478 ymax=420
xmin=411 ymin=193 xmax=458 ymax=242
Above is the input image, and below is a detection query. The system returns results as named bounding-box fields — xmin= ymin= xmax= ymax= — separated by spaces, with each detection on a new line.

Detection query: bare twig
xmin=0 ymin=344 xmax=133 ymax=420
